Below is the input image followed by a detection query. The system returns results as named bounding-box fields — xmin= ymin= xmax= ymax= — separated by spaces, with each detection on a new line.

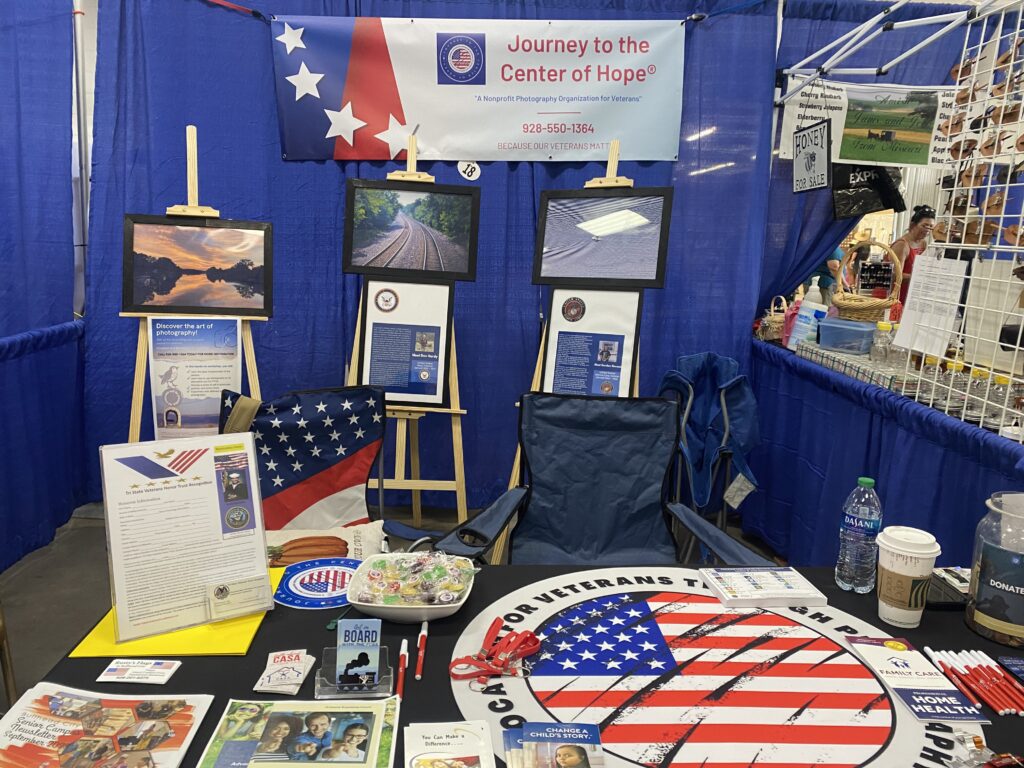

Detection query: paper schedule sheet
xmin=100 ymin=432 xmax=272 ymax=641
xmin=893 ymin=249 xmax=968 ymax=358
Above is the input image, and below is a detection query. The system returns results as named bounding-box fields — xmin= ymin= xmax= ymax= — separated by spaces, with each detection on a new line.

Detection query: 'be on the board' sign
xmin=793 ymin=119 xmax=831 ymax=193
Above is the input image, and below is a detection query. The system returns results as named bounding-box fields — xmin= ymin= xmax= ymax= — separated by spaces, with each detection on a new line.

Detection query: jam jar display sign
xmin=793 ymin=119 xmax=831 ymax=193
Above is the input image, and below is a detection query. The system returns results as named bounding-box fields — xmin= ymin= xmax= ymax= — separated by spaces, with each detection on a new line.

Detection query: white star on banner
xmin=552 ymin=624 xmax=565 ymax=633
xmin=266 ymin=460 xmax=278 ymax=471
xmin=341 ymin=399 xmax=353 ymax=411
xmin=574 ymin=632 xmax=591 ymax=643
xmin=571 ymin=616 xmax=585 ymax=626
xmin=579 ymin=650 xmax=597 ymax=660
xmin=640 ymin=641 xmax=657 ymax=651
xmin=272 ymin=476 xmax=283 ymax=487
xmin=650 ymin=660 xmax=667 ymax=670
xmin=606 ymin=660 xmax=622 ymax=670
xmin=367 ymin=397 xmax=377 ymax=407
xmin=354 ymin=428 xmax=365 ymax=439
xmin=259 ymin=445 xmax=270 ymax=456
xmin=270 ymin=417 xmax=282 ymax=429
xmin=254 ymin=430 xmax=263 ymax=441
xmin=622 ymin=650 xmax=639 ymax=661
xmin=303 ymin=433 xmax=315 ymax=443
xmin=275 ymin=22 xmax=306 ymax=54
xmin=311 ymin=446 xmax=322 ymax=457
xmin=315 ymin=401 xmax=327 ymax=413
xmin=372 ymin=412 xmax=382 ymax=423
xmin=286 ymin=62 xmax=323 ymax=101
xmin=277 ymin=433 xmax=289 ymax=443
xmin=329 ymin=431 xmax=341 ymax=441
xmin=603 ymin=601 xmax=616 ymax=609
xmin=634 ymin=625 xmax=650 ymax=634
xmin=266 ymin=404 xmax=277 ymax=415
xmin=559 ymin=659 xmax=578 ymax=670
xmin=291 ymin=404 xmax=303 ymax=415
xmin=374 ymin=114 xmax=412 ymax=159
xmin=348 ymin=414 xmax=360 ymax=425
xmin=285 ymin=447 xmax=297 ymax=457
xmin=324 ymin=102 xmax=366 ymax=146
xmin=224 ymin=396 xmax=233 ymax=408
xmin=540 ymin=652 xmax=553 ymax=660
xmin=598 ymin=641 xmax=614 ymax=652
xmin=609 ymin=616 xmax=625 ymax=626
xmin=626 ymin=608 xmax=642 ymax=618
xmin=593 ymin=625 xmax=609 ymax=634
xmin=323 ymin=416 xmax=334 ymax=427
xmin=296 ymin=417 xmax=308 ymax=428
xmin=615 ymin=632 xmax=631 ymax=643
xmin=557 ymin=641 xmax=572 ymax=652
xmin=292 ymin=461 xmax=304 ymax=472
xmin=336 ymin=445 xmax=347 ymax=455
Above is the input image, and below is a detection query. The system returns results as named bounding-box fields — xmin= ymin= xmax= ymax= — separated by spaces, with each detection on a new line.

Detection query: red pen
xmin=415 ymin=621 xmax=428 ymax=681
xmin=397 ymin=638 xmax=408 ymax=699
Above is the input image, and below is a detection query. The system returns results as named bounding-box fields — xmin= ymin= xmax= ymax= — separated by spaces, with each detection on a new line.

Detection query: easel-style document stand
xmin=493 ymin=140 xmax=640 ymax=563
xmin=346 ymin=136 xmax=469 ymax=526
xmin=123 ymin=126 xmax=262 ymax=442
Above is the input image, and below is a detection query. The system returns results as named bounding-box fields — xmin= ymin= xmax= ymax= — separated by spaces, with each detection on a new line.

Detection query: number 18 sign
xmin=793 ymin=119 xmax=831 ymax=193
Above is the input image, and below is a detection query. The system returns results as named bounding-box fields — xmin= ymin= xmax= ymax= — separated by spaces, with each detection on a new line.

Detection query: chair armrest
xmin=666 ymin=502 xmax=774 ymax=567
xmin=382 ymin=519 xmax=445 ymax=543
xmin=434 ymin=487 xmax=529 ymax=560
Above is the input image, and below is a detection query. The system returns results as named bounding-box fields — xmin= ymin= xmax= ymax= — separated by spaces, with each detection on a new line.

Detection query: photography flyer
xmin=100 ymin=432 xmax=272 ymax=641
xmin=403 ymin=720 xmax=495 ymax=768
xmin=247 ymin=697 xmax=398 ymax=767
xmin=197 ymin=701 xmax=274 ymax=768
xmin=0 ymin=682 xmax=212 ymax=768
xmin=148 ymin=317 xmax=241 ymax=440
xmin=521 ymin=723 xmax=604 ymax=768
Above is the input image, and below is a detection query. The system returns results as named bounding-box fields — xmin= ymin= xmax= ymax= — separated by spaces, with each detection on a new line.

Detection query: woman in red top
xmin=888 ymin=205 xmax=936 ymax=305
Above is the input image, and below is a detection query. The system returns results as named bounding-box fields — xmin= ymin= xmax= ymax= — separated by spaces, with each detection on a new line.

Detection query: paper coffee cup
xmin=876 ymin=526 xmax=941 ymax=629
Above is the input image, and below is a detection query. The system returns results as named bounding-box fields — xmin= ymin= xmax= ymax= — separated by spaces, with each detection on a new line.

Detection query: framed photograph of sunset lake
xmin=122 ymin=215 xmax=273 ymax=318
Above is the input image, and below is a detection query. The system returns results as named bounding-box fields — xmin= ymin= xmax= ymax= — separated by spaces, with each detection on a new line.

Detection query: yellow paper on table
xmin=70 ymin=568 xmax=284 ymax=658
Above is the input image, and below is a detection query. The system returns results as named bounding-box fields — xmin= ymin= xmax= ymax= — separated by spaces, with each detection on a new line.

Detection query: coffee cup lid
xmin=877 ymin=526 xmax=941 ymax=557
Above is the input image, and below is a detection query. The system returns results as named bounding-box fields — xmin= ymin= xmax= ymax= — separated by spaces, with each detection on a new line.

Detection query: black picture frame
xmin=357 ymin=277 xmax=456 ymax=408
xmin=343 ymin=178 xmax=481 ymax=282
xmin=122 ymin=214 xmax=273 ymax=318
xmin=532 ymin=187 xmax=673 ymax=289
xmin=540 ymin=287 xmax=644 ymax=399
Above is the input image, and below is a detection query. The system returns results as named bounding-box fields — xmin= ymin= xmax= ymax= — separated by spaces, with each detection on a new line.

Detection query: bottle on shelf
xmin=835 ymin=477 xmax=883 ymax=594
xmin=869 ymin=321 xmax=893 ymax=365
xmin=986 ymin=374 xmax=1012 ymax=429
xmin=917 ymin=355 xmax=942 ymax=404
xmin=964 ymin=367 xmax=991 ymax=423
xmin=941 ymin=360 xmax=970 ymax=417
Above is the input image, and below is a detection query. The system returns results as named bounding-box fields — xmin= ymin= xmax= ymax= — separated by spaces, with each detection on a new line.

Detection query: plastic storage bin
xmin=818 ymin=318 xmax=876 ymax=355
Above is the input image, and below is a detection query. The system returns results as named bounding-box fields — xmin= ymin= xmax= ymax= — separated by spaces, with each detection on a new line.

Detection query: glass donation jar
xmin=966 ymin=492 xmax=1024 ymax=647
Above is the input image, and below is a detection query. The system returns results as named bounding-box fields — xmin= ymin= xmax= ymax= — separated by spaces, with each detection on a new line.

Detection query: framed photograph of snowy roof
xmin=122 ymin=215 xmax=273 ymax=318
xmin=343 ymin=179 xmax=481 ymax=282
xmin=532 ymin=187 xmax=673 ymax=289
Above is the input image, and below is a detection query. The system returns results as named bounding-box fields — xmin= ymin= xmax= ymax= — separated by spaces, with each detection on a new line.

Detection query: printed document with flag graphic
xmin=100 ymin=432 xmax=273 ymax=641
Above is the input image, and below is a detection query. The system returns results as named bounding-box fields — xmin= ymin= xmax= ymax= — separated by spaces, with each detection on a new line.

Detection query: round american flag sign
xmin=273 ymin=557 xmax=361 ymax=609
xmin=451 ymin=568 xmax=983 ymax=768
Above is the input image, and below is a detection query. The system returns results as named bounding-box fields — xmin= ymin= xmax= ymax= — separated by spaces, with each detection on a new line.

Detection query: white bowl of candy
xmin=347 ymin=552 xmax=477 ymax=623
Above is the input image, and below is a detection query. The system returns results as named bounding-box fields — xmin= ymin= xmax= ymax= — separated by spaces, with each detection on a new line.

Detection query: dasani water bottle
xmin=835 ymin=477 xmax=883 ymax=593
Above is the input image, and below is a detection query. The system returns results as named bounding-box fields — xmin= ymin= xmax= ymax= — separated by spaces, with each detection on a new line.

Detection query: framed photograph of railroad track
xmin=357 ymin=278 xmax=455 ymax=406
xmin=532 ymin=187 xmax=672 ymax=289
xmin=344 ymin=179 xmax=480 ymax=281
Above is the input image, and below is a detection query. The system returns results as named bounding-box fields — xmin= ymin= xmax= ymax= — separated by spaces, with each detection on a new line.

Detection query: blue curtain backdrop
xmin=83 ymin=0 xmax=778 ymax=509
xmin=746 ymin=341 xmax=1024 ymax=566
xmin=0 ymin=1 xmax=83 ymax=571
xmin=757 ymin=1 xmax=970 ymax=310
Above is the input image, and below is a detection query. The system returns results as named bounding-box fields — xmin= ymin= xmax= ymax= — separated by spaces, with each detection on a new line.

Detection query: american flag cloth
xmin=270 ymin=16 xmax=407 ymax=160
xmin=219 ymin=387 xmax=385 ymax=530
xmin=527 ymin=591 xmax=892 ymax=768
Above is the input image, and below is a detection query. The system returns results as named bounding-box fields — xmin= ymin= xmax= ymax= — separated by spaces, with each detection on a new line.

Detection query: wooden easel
xmin=345 ymin=136 xmax=469 ymax=526
xmin=124 ymin=125 xmax=262 ymax=443
xmin=491 ymin=140 xmax=639 ymax=563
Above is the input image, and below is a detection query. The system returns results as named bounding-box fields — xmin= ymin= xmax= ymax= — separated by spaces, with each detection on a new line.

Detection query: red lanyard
xmin=449 ymin=617 xmax=541 ymax=684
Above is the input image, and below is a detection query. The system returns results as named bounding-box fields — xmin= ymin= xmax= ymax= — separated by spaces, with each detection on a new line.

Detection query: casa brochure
xmin=521 ymin=723 xmax=604 ymax=768
xmin=197 ymin=698 xmax=399 ymax=768
xmin=100 ymin=432 xmax=273 ymax=641
xmin=0 ymin=682 xmax=212 ymax=768
xmin=403 ymin=720 xmax=495 ymax=768
xmin=847 ymin=637 xmax=989 ymax=723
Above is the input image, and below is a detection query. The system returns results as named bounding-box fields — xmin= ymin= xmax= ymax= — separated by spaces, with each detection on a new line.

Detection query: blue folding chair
xmin=385 ymin=393 xmax=771 ymax=567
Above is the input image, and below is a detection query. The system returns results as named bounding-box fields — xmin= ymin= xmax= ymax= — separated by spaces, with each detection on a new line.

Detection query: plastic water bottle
xmin=835 ymin=477 xmax=883 ymax=593
xmin=869 ymin=321 xmax=893 ymax=364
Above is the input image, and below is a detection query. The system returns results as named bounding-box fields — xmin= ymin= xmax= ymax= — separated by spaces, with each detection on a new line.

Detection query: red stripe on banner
xmin=535 ymin=690 xmax=891 ymax=710
xmin=335 ymin=18 xmax=407 ymax=160
xmin=601 ymin=723 xmax=891 ymax=745
xmin=654 ymin=612 xmax=802 ymax=626
xmin=666 ymin=635 xmax=841 ymax=652
xmin=262 ymin=440 xmax=380 ymax=529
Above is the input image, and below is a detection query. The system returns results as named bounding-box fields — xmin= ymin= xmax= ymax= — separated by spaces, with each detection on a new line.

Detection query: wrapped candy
xmin=355 ymin=552 xmax=476 ymax=606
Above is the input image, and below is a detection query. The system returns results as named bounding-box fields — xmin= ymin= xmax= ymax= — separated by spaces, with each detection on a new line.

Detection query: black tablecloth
xmin=42 ymin=566 xmax=1019 ymax=765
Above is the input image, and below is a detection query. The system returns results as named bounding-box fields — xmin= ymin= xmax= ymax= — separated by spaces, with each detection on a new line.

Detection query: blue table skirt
xmin=745 ymin=339 xmax=1024 ymax=566
xmin=0 ymin=320 xmax=85 ymax=572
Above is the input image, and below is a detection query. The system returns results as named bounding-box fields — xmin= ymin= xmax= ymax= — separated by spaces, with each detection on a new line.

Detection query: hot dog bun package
xmin=265 ymin=521 xmax=385 ymax=567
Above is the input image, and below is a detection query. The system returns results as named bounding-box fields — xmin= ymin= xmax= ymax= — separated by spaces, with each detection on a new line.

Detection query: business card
xmin=96 ymin=659 xmax=181 ymax=685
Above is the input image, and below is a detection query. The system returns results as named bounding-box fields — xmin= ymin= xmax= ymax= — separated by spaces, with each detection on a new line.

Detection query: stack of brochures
xmin=404 ymin=720 xmax=495 ymax=768
xmin=505 ymin=722 xmax=604 ymax=768
xmin=699 ymin=566 xmax=827 ymax=607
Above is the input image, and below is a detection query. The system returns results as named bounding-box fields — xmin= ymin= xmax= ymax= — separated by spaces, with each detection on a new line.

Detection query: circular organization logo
xmin=273 ymin=557 xmax=362 ymax=609
xmin=213 ymin=585 xmax=230 ymax=600
xmin=599 ymin=381 xmax=614 ymax=394
xmin=162 ymin=388 xmax=182 ymax=407
xmin=224 ymin=506 xmax=250 ymax=530
xmin=374 ymin=288 xmax=399 ymax=313
xmin=419 ymin=369 xmax=431 ymax=381
xmin=451 ymin=567 xmax=982 ymax=767
xmin=561 ymin=297 xmax=586 ymax=322
xmin=439 ymin=35 xmax=484 ymax=83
